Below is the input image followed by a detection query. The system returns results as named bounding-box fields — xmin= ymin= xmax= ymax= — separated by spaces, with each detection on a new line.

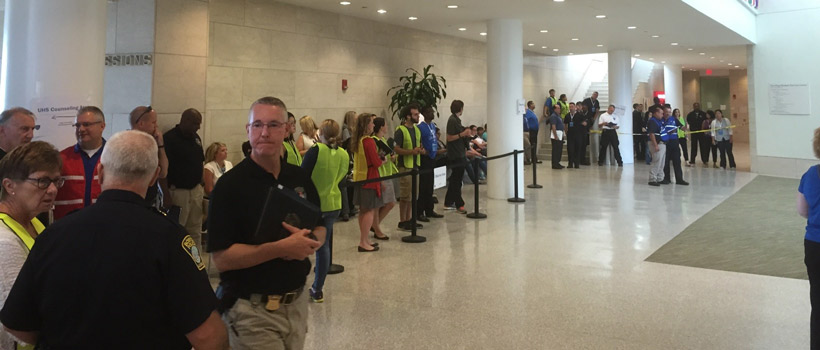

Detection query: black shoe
xmin=432 ymin=196 xmax=439 ymax=204
xmin=581 ymin=162 xmax=591 ymax=165
xmin=536 ymin=160 xmax=543 ymax=164
xmin=660 ymin=180 xmax=671 ymax=185
xmin=618 ymin=163 xmax=623 ymax=167
xmin=417 ymin=215 xmax=430 ymax=222
xmin=597 ymin=163 xmax=603 ymax=166
xmin=374 ymin=233 xmax=390 ymax=240
xmin=676 ymin=181 xmax=689 ymax=186
xmin=358 ymin=245 xmax=379 ymax=252
xmin=427 ymin=211 xmax=444 ymax=218
xmin=648 ymin=182 xmax=660 ymax=186
xmin=552 ymin=166 xmax=563 ymax=170
xmin=574 ymin=165 xmax=580 ymax=169
xmin=340 ymin=214 xmax=349 ymax=222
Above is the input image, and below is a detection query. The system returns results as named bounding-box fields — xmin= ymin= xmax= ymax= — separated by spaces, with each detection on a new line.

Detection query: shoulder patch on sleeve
xmin=181 ymin=235 xmax=206 ymax=271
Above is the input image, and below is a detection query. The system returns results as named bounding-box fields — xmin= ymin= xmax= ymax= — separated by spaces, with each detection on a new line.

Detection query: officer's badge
xmin=182 ymin=235 xmax=206 ymax=271
xmin=294 ymin=187 xmax=306 ymax=199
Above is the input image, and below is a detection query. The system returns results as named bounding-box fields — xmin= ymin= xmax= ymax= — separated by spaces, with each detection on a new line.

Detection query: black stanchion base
xmin=401 ymin=235 xmax=427 ymax=243
xmin=466 ymin=212 xmax=487 ymax=219
xmin=507 ymin=197 xmax=526 ymax=203
xmin=328 ymin=264 xmax=344 ymax=275
xmin=527 ymin=184 xmax=543 ymax=189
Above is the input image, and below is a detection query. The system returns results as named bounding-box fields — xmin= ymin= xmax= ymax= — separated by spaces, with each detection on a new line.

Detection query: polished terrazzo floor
xmin=213 ymin=155 xmax=809 ymax=349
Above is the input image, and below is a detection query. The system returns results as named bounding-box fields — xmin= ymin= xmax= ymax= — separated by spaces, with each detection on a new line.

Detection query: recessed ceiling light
xmin=458 ymin=28 xmax=466 ymax=31
xmin=479 ymin=32 xmax=487 ymax=36
xmin=661 ymin=61 xmax=666 ymax=63
xmin=571 ymin=38 xmax=579 ymax=41
xmin=728 ymin=63 xmax=733 ymax=65
xmin=569 ymin=53 xmax=574 ymax=55
xmin=710 ymin=56 xmax=715 ymax=59
xmin=540 ymin=30 xmax=549 ymax=33
xmin=542 ymin=46 xmax=547 ymax=49
xmin=408 ymin=16 xmax=417 ymax=20
xmin=651 ymin=35 xmax=660 ymax=38
xmin=596 ymin=15 xmax=606 ymax=19
xmin=627 ymin=26 xmax=637 ymax=29
xmin=735 ymin=65 xmax=739 ymax=68
xmin=340 ymin=1 xmax=351 ymax=5
xmin=528 ymin=43 xmax=535 ymax=46
xmin=649 ymin=58 xmax=654 ymax=60
xmin=377 ymin=9 xmax=386 ymax=14
xmin=671 ymin=43 xmax=679 ymax=46
xmin=596 ymin=44 xmax=603 ymax=47
xmin=634 ymin=54 xmax=640 ymax=57
xmin=687 ymin=48 xmax=693 ymax=51
xmin=699 ymin=52 xmax=705 ymax=55
xmin=447 ymin=5 xmax=458 ymax=9
xmin=553 ymin=48 xmax=559 ymax=51
xmin=554 ymin=0 xmax=565 ymax=2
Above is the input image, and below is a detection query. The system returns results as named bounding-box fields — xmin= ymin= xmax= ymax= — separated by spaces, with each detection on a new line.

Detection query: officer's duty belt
xmin=239 ymin=287 xmax=304 ymax=305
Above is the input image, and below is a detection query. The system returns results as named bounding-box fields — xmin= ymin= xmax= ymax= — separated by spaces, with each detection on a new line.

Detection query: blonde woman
xmin=202 ymin=142 xmax=233 ymax=197
xmin=302 ymin=119 xmax=349 ymax=302
xmin=296 ymin=115 xmax=318 ymax=156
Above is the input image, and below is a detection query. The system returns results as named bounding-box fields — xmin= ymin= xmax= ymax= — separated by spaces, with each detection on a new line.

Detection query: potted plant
xmin=387 ymin=65 xmax=447 ymax=119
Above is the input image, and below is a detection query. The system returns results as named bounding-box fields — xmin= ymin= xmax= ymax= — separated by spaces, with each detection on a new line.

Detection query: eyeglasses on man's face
xmin=72 ymin=121 xmax=103 ymax=129
xmin=250 ymin=121 xmax=285 ymax=130
xmin=25 ymin=177 xmax=65 ymax=189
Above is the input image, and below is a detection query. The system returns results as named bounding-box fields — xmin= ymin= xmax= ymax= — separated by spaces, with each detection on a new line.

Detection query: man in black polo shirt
xmin=163 ymin=108 xmax=205 ymax=249
xmin=208 ymin=96 xmax=325 ymax=349
xmin=443 ymin=100 xmax=472 ymax=214
xmin=686 ymin=102 xmax=708 ymax=166
xmin=0 ymin=130 xmax=226 ymax=349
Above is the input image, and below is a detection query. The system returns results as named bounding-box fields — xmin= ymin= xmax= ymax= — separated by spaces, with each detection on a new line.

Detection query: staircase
xmin=537 ymin=80 xmax=608 ymax=162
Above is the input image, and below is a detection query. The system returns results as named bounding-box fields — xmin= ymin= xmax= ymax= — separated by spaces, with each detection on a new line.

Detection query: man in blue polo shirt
xmin=417 ymin=105 xmax=443 ymax=220
xmin=524 ymin=101 xmax=541 ymax=165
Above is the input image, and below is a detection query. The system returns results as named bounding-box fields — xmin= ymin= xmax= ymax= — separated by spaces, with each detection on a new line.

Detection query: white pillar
xmin=486 ymin=19 xmax=524 ymax=199
xmin=607 ymin=49 xmax=633 ymax=164
xmin=663 ymin=64 xmax=683 ymax=111
xmin=1 ymin=0 xmax=107 ymax=150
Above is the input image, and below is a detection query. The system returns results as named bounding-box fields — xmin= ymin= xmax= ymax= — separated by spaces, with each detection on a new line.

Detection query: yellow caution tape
xmin=588 ymin=125 xmax=735 ymax=136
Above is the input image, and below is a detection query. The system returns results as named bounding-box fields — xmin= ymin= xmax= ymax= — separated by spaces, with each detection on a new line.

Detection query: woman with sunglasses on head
xmin=0 ymin=141 xmax=62 ymax=350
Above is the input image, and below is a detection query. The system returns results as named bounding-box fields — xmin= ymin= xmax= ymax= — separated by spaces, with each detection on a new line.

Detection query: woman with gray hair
xmin=0 ymin=141 xmax=62 ymax=350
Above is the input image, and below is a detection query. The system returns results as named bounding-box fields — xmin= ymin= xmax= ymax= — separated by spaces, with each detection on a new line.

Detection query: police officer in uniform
xmin=0 ymin=130 xmax=227 ymax=349
xmin=208 ymin=96 xmax=325 ymax=350
xmin=661 ymin=106 xmax=689 ymax=185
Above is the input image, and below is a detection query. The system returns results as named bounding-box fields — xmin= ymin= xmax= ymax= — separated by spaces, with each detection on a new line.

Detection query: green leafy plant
xmin=387 ymin=65 xmax=447 ymax=120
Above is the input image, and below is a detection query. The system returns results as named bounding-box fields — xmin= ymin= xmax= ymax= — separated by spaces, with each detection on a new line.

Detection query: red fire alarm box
xmin=342 ymin=79 xmax=348 ymax=91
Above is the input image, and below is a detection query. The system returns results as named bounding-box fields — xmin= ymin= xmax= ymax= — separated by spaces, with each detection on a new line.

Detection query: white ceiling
xmin=278 ymin=0 xmax=753 ymax=70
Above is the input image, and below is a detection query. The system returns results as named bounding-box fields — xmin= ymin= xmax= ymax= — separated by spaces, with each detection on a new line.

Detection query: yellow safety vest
xmin=559 ymin=100 xmax=569 ymax=118
xmin=396 ymin=124 xmax=421 ymax=169
xmin=310 ymin=143 xmax=349 ymax=212
xmin=376 ymin=137 xmax=399 ymax=177
xmin=283 ymin=139 xmax=302 ymax=166
xmin=352 ymin=136 xmax=378 ymax=182
xmin=0 ymin=213 xmax=42 ymax=350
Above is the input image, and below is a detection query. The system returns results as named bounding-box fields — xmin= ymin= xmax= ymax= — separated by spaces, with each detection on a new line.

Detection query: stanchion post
xmin=466 ymin=157 xmax=487 ymax=219
xmin=527 ymin=145 xmax=543 ymax=189
xmin=508 ymin=149 xmax=525 ymax=203
xmin=402 ymin=167 xmax=426 ymax=243
xmin=328 ymin=225 xmax=344 ymax=274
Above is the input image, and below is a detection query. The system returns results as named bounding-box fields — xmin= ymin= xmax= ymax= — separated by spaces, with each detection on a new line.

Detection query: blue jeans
xmin=312 ymin=210 xmax=340 ymax=293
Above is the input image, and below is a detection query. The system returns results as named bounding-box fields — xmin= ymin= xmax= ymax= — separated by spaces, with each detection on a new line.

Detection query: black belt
xmin=237 ymin=286 xmax=304 ymax=305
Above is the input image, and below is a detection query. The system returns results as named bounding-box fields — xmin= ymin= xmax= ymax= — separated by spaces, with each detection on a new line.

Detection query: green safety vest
xmin=310 ymin=143 xmax=349 ymax=212
xmin=377 ymin=136 xmax=399 ymax=177
xmin=0 ymin=213 xmax=42 ymax=350
xmin=558 ymin=100 xmax=569 ymax=118
xmin=283 ymin=139 xmax=302 ymax=166
xmin=396 ymin=124 xmax=421 ymax=169
xmin=677 ymin=116 xmax=687 ymax=138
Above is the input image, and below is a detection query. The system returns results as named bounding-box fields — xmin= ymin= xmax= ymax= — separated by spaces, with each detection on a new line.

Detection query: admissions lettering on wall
xmin=105 ymin=53 xmax=152 ymax=67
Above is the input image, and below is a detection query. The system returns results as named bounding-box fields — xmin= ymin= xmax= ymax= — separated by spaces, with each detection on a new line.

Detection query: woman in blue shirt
xmin=798 ymin=127 xmax=820 ymax=348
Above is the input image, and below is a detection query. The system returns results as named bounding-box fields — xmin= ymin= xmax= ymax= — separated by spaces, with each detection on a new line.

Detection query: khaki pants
xmin=223 ymin=290 xmax=308 ymax=350
xmin=396 ymin=166 xmax=418 ymax=201
xmin=650 ymin=143 xmax=666 ymax=183
xmin=171 ymin=184 xmax=204 ymax=249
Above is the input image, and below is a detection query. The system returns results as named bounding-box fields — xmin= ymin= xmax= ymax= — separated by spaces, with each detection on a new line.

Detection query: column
xmin=607 ymin=49 xmax=633 ymax=164
xmin=1 ymin=0 xmax=107 ymax=150
xmin=486 ymin=19 xmax=524 ymax=199
xmin=664 ymin=64 xmax=683 ymax=111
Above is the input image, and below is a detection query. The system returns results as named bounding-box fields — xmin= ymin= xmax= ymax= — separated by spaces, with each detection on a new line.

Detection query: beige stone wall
xmin=205 ymin=0 xmax=596 ymax=163
xmin=152 ymin=0 xmax=209 ymax=141
xmin=682 ymin=71 xmax=700 ymax=112
xmin=729 ymin=69 xmax=749 ymax=143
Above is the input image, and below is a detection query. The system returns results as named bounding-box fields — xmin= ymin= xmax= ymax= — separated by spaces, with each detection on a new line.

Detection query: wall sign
xmin=105 ymin=53 xmax=153 ymax=67
xmin=768 ymin=84 xmax=810 ymax=115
